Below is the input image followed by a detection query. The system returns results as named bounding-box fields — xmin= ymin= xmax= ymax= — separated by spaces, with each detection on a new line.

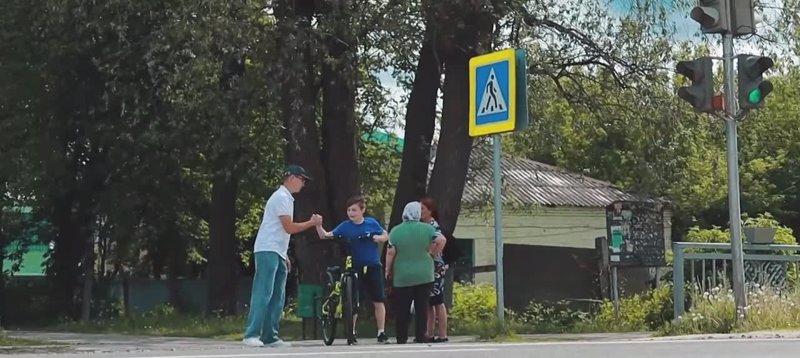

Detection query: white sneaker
xmin=266 ymin=340 xmax=291 ymax=348
xmin=243 ymin=337 xmax=264 ymax=347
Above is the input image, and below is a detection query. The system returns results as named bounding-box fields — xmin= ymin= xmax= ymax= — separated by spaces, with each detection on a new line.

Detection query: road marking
xmin=129 ymin=348 xmax=497 ymax=358
xmin=339 ymin=337 xmax=800 ymax=349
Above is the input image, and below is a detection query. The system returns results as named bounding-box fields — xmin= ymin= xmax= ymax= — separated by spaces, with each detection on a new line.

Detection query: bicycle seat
xmin=326 ymin=266 xmax=341 ymax=274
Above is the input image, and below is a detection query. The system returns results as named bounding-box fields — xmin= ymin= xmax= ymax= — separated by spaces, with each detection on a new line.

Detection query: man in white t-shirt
xmin=243 ymin=165 xmax=321 ymax=348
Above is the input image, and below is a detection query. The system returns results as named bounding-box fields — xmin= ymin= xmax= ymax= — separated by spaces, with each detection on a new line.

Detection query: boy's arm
xmin=316 ymin=224 xmax=335 ymax=240
xmin=372 ymin=230 xmax=389 ymax=243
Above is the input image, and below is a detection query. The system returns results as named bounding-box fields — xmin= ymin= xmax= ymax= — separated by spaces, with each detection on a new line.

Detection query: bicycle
xmin=319 ymin=233 xmax=374 ymax=346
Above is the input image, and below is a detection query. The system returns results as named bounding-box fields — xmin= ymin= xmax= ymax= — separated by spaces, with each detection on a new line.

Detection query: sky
xmin=372 ymin=0 xmax=791 ymax=139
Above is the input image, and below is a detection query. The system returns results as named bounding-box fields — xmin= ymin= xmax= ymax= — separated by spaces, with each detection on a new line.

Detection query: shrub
xmin=592 ymin=284 xmax=673 ymax=331
xmin=685 ymin=213 xmax=796 ymax=246
xmin=514 ymin=300 xmax=591 ymax=333
xmin=449 ymin=282 xmax=497 ymax=326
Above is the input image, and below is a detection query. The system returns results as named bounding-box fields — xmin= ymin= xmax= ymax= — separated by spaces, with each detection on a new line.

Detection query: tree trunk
xmin=276 ymin=5 xmax=334 ymax=284
xmin=321 ymin=1 xmax=361 ymax=224
xmin=426 ymin=9 xmax=494 ymax=235
xmin=388 ymin=35 xmax=443 ymax=230
xmin=206 ymin=50 xmax=247 ymax=315
xmin=0 ymin=205 xmax=5 ymax=327
xmin=49 ymin=186 xmax=84 ymax=318
xmin=79 ymin=250 xmax=94 ymax=321
xmin=427 ymin=58 xmax=473 ymax=235
xmin=163 ymin=221 xmax=187 ymax=312
xmin=207 ymin=172 xmax=239 ymax=314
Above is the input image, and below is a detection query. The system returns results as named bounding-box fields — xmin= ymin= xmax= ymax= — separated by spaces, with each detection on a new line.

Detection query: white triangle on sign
xmin=478 ymin=68 xmax=508 ymax=116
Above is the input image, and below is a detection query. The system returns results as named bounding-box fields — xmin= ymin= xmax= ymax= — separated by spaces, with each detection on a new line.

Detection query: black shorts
xmin=429 ymin=261 xmax=447 ymax=306
xmin=355 ymin=264 xmax=386 ymax=303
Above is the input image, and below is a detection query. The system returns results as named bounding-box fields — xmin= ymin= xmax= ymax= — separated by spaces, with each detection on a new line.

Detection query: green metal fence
xmin=672 ymin=241 xmax=800 ymax=319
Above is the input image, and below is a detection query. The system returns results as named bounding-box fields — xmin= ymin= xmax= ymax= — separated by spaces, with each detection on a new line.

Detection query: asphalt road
xmin=9 ymin=338 xmax=800 ymax=358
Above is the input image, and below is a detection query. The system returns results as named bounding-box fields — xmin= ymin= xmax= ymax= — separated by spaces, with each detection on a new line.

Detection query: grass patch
xmin=50 ymin=314 xmax=303 ymax=340
xmin=45 ymin=304 xmax=395 ymax=342
xmin=0 ymin=336 xmax=51 ymax=346
xmin=660 ymin=285 xmax=800 ymax=336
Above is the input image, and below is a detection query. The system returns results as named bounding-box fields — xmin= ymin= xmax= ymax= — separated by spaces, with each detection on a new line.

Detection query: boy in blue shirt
xmin=315 ymin=195 xmax=390 ymax=343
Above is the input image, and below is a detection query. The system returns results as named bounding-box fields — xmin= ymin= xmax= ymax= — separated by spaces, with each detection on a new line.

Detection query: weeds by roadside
xmin=37 ymin=280 xmax=800 ymax=340
xmin=661 ymin=284 xmax=800 ymax=335
xmin=0 ymin=329 xmax=50 ymax=346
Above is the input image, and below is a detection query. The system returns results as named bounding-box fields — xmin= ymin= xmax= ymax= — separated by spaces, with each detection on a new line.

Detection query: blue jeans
xmin=244 ymin=251 xmax=287 ymax=343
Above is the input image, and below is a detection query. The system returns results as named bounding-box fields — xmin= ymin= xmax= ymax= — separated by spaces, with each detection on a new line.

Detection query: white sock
xmin=378 ymin=329 xmax=384 ymax=334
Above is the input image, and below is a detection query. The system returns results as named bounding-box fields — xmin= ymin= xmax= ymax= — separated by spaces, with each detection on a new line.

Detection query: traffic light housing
xmin=730 ymin=0 xmax=756 ymax=36
xmin=676 ymin=57 xmax=715 ymax=113
xmin=737 ymin=55 xmax=773 ymax=110
xmin=690 ymin=0 xmax=731 ymax=34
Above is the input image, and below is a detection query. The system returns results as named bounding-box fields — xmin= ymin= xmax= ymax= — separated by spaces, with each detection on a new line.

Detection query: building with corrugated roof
xmin=449 ymin=148 xmax=671 ymax=307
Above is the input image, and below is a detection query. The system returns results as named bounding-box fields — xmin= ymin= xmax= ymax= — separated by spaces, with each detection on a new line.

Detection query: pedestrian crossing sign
xmin=469 ymin=48 xmax=528 ymax=137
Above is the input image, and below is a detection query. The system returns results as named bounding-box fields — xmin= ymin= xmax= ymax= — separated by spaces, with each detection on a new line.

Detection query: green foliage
xmin=513 ymin=300 xmax=592 ymax=333
xmin=467 ymin=318 xmax=524 ymax=341
xmin=685 ymin=213 xmax=798 ymax=246
xmin=451 ymin=282 xmax=672 ymax=335
xmin=0 ymin=332 xmax=49 ymax=347
xmin=449 ymin=282 xmax=498 ymax=328
xmin=685 ymin=226 xmax=730 ymax=243
xmin=359 ymin=134 xmax=402 ymax=222
xmin=660 ymin=286 xmax=737 ymax=335
xmin=592 ymin=284 xmax=673 ymax=332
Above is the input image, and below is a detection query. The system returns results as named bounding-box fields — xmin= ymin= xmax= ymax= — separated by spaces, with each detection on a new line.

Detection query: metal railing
xmin=672 ymin=242 xmax=800 ymax=318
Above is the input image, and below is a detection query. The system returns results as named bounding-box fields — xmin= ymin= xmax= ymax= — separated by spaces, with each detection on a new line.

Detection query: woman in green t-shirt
xmin=385 ymin=201 xmax=446 ymax=344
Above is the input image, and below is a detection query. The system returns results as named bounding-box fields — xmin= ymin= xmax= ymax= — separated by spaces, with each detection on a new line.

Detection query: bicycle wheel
xmin=321 ymin=272 xmax=337 ymax=346
xmin=342 ymin=274 xmax=355 ymax=345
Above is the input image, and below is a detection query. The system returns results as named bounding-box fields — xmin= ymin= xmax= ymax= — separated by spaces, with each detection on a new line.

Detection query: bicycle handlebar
xmin=334 ymin=232 xmax=376 ymax=241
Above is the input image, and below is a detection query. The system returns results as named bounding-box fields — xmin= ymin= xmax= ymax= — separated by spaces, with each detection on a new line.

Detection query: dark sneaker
xmin=377 ymin=332 xmax=389 ymax=343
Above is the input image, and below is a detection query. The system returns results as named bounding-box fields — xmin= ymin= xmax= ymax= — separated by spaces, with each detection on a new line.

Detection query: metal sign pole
xmin=470 ymin=48 xmax=527 ymax=326
xmin=493 ymin=133 xmax=505 ymax=324
xmin=611 ymin=266 xmax=620 ymax=319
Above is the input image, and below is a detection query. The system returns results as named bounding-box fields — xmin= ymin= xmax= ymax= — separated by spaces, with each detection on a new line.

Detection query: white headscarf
xmin=402 ymin=201 xmax=422 ymax=222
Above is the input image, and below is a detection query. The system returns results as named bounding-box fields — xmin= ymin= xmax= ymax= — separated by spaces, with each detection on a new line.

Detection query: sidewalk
xmin=644 ymin=330 xmax=800 ymax=341
xmin=2 ymin=330 xmax=653 ymax=354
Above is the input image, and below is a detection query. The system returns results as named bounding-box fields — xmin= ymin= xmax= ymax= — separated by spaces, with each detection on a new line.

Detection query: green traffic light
xmin=748 ymin=88 xmax=762 ymax=104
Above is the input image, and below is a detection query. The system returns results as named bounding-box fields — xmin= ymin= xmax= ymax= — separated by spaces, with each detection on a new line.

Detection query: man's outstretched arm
xmin=279 ymin=215 xmax=319 ymax=235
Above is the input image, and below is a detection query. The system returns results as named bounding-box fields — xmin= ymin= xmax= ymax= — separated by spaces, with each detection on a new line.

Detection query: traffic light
xmin=676 ymin=57 xmax=715 ymax=113
xmin=690 ymin=0 xmax=731 ymax=34
xmin=737 ymin=55 xmax=774 ymax=110
xmin=730 ymin=0 xmax=756 ymax=36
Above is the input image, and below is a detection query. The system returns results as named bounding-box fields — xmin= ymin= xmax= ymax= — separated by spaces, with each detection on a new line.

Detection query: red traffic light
xmin=677 ymin=60 xmax=706 ymax=81
xmin=675 ymin=57 xmax=714 ymax=113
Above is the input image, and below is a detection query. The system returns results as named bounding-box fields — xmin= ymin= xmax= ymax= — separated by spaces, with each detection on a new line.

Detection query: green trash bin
xmin=296 ymin=283 xmax=323 ymax=340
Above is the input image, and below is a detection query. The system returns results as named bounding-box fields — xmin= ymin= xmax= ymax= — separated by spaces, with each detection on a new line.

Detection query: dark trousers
xmin=392 ymin=282 xmax=432 ymax=344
